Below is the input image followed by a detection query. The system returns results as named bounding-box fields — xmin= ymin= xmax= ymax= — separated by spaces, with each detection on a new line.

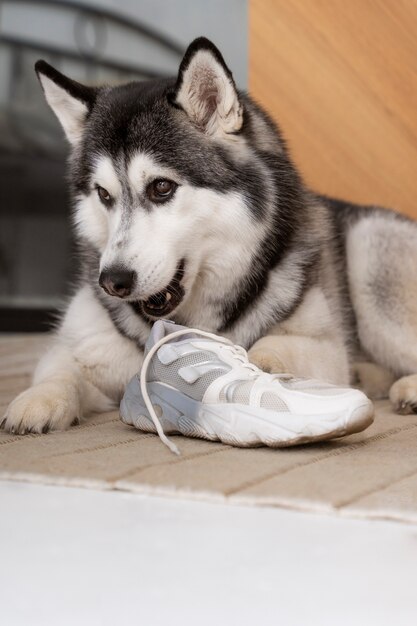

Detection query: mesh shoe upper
xmin=147 ymin=347 xmax=229 ymax=401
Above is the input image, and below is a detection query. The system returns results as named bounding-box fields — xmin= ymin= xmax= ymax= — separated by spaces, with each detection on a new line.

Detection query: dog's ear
xmin=35 ymin=60 xmax=98 ymax=145
xmin=171 ymin=37 xmax=243 ymax=138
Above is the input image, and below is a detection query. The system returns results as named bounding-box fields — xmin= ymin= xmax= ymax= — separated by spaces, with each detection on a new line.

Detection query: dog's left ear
xmin=171 ymin=37 xmax=243 ymax=138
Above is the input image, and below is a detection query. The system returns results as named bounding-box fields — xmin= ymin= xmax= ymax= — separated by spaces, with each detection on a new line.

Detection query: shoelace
xmin=217 ymin=344 xmax=260 ymax=374
xmin=139 ymin=328 xmax=291 ymax=455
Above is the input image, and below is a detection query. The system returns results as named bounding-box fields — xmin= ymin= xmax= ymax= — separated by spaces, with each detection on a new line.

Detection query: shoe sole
xmin=120 ymin=378 xmax=374 ymax=448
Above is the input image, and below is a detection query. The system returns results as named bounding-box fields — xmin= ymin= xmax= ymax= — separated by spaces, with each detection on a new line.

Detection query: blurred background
xmin=0 ymin=0 xmax=247 ymax=331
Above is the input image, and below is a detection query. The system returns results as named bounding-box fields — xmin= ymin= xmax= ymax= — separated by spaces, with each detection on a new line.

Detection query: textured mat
xmin=1 ymin=333 xmax=417 ymax=523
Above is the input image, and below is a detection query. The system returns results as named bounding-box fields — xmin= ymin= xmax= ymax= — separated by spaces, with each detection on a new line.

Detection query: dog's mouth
xmin=140 ymin=259 xmax=186 ymax=318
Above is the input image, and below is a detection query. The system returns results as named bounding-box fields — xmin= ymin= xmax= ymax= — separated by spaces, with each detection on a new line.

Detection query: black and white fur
xmin=3 ymin=37 xmax=417 ymax=434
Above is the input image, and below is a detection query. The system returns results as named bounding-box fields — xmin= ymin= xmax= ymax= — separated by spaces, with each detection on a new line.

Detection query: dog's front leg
xmin=248 ymin=287 xmax=350 ymax=385
xmin=248 ymin=333 xmax=350 ymax=385
xmin=2 ymin=286 xmax=143 ymax=434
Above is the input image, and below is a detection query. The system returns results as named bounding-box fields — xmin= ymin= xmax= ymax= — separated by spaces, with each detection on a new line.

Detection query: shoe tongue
xmin=145 ymin=320 xmax=198 ymax=353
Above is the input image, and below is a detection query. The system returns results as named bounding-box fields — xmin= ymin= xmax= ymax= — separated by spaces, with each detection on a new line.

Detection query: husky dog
xmin=3 ymin=37 xmax=417 ymax=434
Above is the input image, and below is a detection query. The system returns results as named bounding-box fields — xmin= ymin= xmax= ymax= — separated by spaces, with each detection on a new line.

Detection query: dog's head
xmin=36 ymin=38 xmax=275 ymax=320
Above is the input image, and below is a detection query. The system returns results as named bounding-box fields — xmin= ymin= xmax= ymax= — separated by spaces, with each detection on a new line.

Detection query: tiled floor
xmin=2 ymin=334 xmax=417 ymax=523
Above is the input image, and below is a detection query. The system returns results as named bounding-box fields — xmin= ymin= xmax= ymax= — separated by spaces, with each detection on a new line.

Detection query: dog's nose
xmin=99 ymin=268 xmax=136 ymax=298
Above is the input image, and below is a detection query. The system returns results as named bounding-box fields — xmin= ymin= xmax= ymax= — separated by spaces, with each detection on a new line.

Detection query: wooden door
xmin=250 ymin=0 xmax=417 ymax=218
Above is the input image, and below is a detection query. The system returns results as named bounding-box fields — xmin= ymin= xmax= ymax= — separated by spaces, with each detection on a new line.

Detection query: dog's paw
xmin=248 ymin=347 xmax=287 ymax=374
xmin=352 ymin=362 xmax=394 ymax=400
xmin=1 ymin=381 xmax=81 ymax=434
xmin=389 ymin=375 xmax=417 ymax=415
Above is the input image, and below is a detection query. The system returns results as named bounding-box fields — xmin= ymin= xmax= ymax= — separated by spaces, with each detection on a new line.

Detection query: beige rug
xmin=1 ymin=333 xmax=417 ymax=524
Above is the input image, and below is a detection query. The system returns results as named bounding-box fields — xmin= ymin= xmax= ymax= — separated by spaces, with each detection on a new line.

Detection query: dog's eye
xmin=96 ymin=185 xmax=112 ymax=206
xmin=147 ymin=179 xmax=177 ymax=203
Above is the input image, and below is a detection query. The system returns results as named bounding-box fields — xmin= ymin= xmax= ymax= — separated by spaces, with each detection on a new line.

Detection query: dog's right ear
xmin=35 ymin=61 xmax=98 ymax=145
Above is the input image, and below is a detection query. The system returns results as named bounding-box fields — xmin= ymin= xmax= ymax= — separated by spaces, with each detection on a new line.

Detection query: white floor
xmin=1 ymin=481 xmax=416 ymax=626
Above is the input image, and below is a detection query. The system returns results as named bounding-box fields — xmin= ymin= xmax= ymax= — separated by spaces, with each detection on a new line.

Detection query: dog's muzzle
xmin=139 ymin=259 xmax=186 ymax=318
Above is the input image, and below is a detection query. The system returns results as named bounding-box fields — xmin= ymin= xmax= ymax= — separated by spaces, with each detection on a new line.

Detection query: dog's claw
xmin=14 ymin=421 xmax=24 ymax=435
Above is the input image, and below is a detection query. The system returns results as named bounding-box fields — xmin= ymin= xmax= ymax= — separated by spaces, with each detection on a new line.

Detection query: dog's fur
xmin=3 ymin=37 xmax=417 ymax=434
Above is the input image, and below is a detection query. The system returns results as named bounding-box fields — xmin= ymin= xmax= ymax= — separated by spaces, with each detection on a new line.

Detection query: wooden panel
xmin=250 ymin=0 xmax=417 ymax=218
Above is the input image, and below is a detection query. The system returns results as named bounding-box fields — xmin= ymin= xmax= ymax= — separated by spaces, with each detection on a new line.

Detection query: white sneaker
xmin=120 ymin=320 xmax=374 ymax=454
